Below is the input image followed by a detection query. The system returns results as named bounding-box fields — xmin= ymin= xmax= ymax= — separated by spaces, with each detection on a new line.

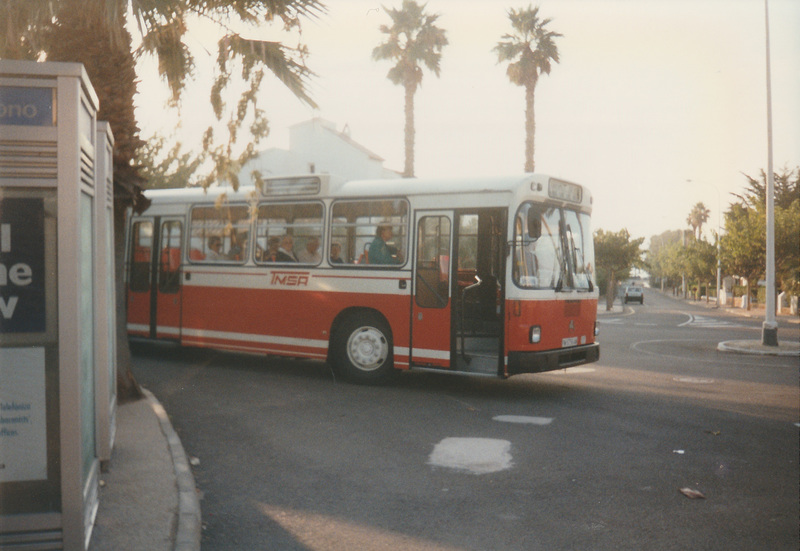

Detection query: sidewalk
xmin=89 ymin=389 xmax=200 ymax=551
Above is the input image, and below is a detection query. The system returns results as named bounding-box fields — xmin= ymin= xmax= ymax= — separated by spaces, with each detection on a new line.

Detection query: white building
xmin=239 ymin=118 xmax=400 ymax=184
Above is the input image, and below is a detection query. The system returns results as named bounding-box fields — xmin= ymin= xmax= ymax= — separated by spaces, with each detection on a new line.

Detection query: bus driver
xmin=368 ymin=225 xmax=403 ymax=265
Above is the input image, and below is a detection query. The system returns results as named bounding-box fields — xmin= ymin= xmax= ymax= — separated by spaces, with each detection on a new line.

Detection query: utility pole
xmin=762 ymin=0 xmax=778 ymax=346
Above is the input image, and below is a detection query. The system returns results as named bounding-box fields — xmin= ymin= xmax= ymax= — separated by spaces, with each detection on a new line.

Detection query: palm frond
xmin=138 ymin=18 xmax=195 ymax=102
xmin=493 ymin=5 xmax=561 ymax=86
xmin=373 ymin=0 xmax=447 ymax=87
xmin=0 ymin=0 xmax=53 ymax=59
xmin=218 ymin=33 xmax=317 ymax=108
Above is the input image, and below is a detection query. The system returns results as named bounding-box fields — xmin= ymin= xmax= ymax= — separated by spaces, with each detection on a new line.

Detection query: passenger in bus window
xmin=276 ymin=235 xmax=297 ymax=262
xmin=297 ymin=236 xmax=321 ymax=264
xmin=259 ymin=236 xmax=280 ymax=262
xmin=227 ymin=231 xmax=248 ymax=261
xmin=206 ymin=235 xmax=223 ymax=261
xmin=369 ymin=225 xmax=403 ymax=264
xmin=329 ymin=242 xmax=344 ymax=264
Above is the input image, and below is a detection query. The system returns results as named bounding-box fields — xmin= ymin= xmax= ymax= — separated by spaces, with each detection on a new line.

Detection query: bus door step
xmin=454 ymin=353 xmax=499 ymax=375
xmin=459 ymin=336 xmax=499 ymax=353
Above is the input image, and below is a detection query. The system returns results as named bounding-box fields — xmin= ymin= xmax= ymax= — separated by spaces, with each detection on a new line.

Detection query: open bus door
xmin=453 ymin=209 xmax=506 ymax=376
xmin=410 ymin=209 xmax=506 ymax=375
xmin=126 ymin=216 xmax=183 ymax=339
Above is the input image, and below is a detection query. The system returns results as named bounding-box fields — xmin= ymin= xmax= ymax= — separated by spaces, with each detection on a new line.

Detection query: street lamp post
xmin=762 ymin=0 xmax=778 ymax=346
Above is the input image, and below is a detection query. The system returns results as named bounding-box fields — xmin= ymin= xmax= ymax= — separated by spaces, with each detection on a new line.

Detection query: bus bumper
xmin=507 ymin=342 xmax=600 ymax=375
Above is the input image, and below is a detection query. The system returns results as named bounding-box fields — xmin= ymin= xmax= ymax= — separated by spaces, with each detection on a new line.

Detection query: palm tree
xmin=0 ymin=0 xmax=323 ymax=398
xmin=373 ymin=0 xmax=447 ymax=178
xmin=1 ymin=0 xmax=321 ymax=189
xmin=686 ymin=202 xmax=711 ymax=240
xmin=494 ymin=5 xmax=561 ymax=173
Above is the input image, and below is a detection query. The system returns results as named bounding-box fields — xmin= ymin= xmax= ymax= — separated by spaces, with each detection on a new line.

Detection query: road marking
xmin=673 ymin=377 xmax=715 ymax=384
xmin=679 ymin=313 xmax=746 ymax=328
xmin=599 ymin=319 xmax=656 ymax=327
xmin=493 ymin=415 xmax=554 ymax=425
xmin=548 ymin=366 xmax=596 ymax=374
xmin=428 ymin=438 xmax=513 ymax=474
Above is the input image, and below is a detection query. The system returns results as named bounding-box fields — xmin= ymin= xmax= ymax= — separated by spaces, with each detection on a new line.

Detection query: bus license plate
xmin=562 ymin=337 xmax=578 ymax=348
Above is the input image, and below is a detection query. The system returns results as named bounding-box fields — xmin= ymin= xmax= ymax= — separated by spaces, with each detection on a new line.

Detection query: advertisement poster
xmin=0 ymin=347 xmax=47 ymax=483
xmin=0 ymin=197 xmax=46 ymax=333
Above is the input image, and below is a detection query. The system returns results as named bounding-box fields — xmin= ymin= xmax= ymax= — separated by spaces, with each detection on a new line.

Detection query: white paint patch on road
xmin=673 ymin=377 xmax=715 ymax=384
xmin=428 ymin=438 xmax=513 ymax=475
xmin=549 ymin=366 xmax=596 ymax=374
xmin=493 ymin=415 xmax=554 ymax=426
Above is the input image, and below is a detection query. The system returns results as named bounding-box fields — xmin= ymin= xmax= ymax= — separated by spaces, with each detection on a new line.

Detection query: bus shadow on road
xmin=130 ymin=340 xmax=336 ymax=381
xmin=131 ymin=339 xmax=593 ymax=403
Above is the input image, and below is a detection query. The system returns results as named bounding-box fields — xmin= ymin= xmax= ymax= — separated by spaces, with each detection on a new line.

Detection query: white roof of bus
xmin=143 ymin=185 xmax=257 ymax=204
xmin=333 ymin=174 xmax=547 ymax=197
xmin=140 ymin=174 xmax=589 ymax=204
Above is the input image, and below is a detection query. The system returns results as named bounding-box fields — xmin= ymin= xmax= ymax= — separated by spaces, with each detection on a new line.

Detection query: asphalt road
xmin=132 ymin=289 xmax=800 ymax=550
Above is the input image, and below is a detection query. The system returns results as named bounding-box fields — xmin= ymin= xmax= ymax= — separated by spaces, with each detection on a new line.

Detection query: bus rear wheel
xmin=332 ymin=314 xmax=395 ymax=384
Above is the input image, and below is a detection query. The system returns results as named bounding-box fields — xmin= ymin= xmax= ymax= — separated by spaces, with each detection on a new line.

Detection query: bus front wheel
xmin=331 ymin=314 xmax=395 ymax=384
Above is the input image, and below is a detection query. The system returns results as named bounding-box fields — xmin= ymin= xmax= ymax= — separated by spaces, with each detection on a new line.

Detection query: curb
xmin=143 ymin=389 xmax=202 ymax=551
xmin=717 ymin=340 xmax=800 ymax=357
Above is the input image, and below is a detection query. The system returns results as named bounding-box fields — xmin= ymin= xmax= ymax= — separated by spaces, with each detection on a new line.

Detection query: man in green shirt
xmin=368 ymin=225 xmax=403 ymax=265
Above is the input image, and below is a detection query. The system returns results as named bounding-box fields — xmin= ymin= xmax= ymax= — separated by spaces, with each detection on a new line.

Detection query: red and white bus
xmin=125 ymin=174 xmax=599 ymax=383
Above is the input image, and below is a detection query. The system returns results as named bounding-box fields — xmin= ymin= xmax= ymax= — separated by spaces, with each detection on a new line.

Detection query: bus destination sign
xmin=548 ymin=178 xmax=583 ymax=204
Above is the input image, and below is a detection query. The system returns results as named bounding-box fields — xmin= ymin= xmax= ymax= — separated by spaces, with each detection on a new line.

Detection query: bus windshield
xmin=512 ymin=203 xmax=595 ymax=291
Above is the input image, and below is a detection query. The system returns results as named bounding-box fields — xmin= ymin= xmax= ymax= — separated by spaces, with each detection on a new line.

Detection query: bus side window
xmin=129 ymin=220 xmax=153 ymax=292
xmin=255 ymin=201 xmax=324 ymax=265
xmin=330 ymin=199 xmax=408 ymax=266
xmin=189 ymin=204 xmax=251 ymax=263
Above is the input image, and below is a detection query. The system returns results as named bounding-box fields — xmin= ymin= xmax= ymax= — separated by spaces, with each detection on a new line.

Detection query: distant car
xmin=623 ymin=285 xmax=644 ymax=304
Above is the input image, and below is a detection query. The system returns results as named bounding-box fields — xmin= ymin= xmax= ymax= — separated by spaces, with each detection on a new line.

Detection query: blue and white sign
xmin=0 ymin=198 xmax=46 ymax=333
xmin=0 ymin=87 xmax=54 ymax=127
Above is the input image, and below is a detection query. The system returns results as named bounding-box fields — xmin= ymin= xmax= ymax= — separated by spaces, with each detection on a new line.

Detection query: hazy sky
xmin=135 ymin=0 xmax=799 ymax=242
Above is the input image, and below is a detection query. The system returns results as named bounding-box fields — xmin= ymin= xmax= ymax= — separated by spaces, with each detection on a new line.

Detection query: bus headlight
xmin=529 ymin=326 xmax=541 ymax=343
xmin=594 ymin=322 xmax=599 ymax=337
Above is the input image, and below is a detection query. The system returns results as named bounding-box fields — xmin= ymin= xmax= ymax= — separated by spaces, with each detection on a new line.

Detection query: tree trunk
xmin=745 ymin=281 xmax=752 ymax=311
xmin=524 ymin=81 xmax=536 ymax=173
xmin=403 ymin=82 xmax=416 ymax=178
xmin=47 ymin=4 xmax=144 ymax=401
xmin=114 ymin=201 xmax=142 ymax=401
xmin=606 ymin=271 xmax=616 ymax=311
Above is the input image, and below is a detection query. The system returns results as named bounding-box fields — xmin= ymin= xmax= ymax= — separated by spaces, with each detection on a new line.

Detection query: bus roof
xmin=139 ymin=173 xmax=591 ymax=208
xmin=333 ymin=174 xmax=592 ymax=210
xmin=334 ymin=174 xmax=548 ymax=197
xmin=142 ymin=185 xmax=257 ymax=204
